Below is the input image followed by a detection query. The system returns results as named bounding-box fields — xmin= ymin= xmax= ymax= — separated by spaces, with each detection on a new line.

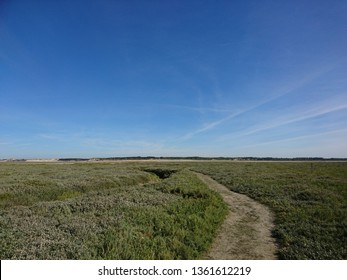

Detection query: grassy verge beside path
xmin=190 ymin=161 xmax=347 ymax=259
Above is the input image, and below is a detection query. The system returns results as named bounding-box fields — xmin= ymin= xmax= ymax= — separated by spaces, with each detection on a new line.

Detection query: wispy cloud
xmin=38 ymin=133 xmax=65 ymax=140
xmin=180 ymin=112 xmax=242 ymax=140
xmin=179 ymin=59 xmax=346 ymax=141
xmin=179 ymin=92 xmax=295 ymax=140
xmin=0 ymin=140 xmax=33 ymax=153
xmin=230 ymin=102 xmax=347 ymax=139
xmin=162 ymin=104 xmax=235 ymax=113
xmin=238 ymin=128 xmax=347 ymax=148
xmin=0 ymin=137 xmax=31 ymax=147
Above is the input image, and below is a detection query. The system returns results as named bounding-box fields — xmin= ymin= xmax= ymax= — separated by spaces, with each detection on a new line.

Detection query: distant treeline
xmin=57 ymin=156 xmax=347 ymax=162
xmin=2 ymin=157 xmax=346 ymax=162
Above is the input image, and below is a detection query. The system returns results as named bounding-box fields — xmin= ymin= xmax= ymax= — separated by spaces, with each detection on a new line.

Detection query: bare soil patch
xmin=196 ymin=173 xmax=278 ymax=260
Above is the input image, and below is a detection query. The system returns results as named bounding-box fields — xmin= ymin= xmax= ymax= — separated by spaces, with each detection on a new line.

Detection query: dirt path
xmin=196 ymin=173 xmax=278 ymax=260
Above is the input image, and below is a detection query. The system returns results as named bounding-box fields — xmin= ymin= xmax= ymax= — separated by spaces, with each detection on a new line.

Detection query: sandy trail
xmin=196 ymin=173 xmax=278 ymax=260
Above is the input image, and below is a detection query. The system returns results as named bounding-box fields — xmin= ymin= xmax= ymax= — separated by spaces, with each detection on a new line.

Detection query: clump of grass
xmin=57 ymin=191 xmax=81 ymax=201
xmin=89 ymin=170 xmax=227 ymax=259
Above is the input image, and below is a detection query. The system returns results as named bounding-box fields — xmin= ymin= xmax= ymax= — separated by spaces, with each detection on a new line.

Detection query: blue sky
xmin=1 ymin=0 xmax=347 ymax=158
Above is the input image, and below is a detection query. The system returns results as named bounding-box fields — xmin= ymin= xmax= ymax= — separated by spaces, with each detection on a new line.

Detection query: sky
xmin=1 ymin=0 xmax=347 ymax=159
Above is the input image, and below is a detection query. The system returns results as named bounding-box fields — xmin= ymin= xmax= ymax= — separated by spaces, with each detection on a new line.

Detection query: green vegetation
xmin=0 ymin=163 xmax=227 ymax=259
xmin=189 ymin=161 xmax=347 ymax=259
xmin=1 ymin=161 xmax=346 ymax=260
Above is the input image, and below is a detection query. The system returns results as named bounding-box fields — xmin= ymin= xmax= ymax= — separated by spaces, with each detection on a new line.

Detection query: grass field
xmin=189 ymin=161 xmax=347 ymax=259
xmin=0 ymin=161 xmax=346 ymax=259
xmin=0 ymin=162 xmax=227 ymax=259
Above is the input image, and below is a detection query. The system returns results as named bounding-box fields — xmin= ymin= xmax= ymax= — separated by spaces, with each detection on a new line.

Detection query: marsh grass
xmin=0 ymin=163 xmax=227 ymax=259
xmin=1 ymin=161 xmax=346 ymax=260
xmin=189 ymin=161 xmax=347 ymax=259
